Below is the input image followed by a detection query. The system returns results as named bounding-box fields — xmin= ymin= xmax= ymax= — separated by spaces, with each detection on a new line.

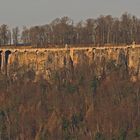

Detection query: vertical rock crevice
xmin=5 ymin=50 xmax=12 ymax=75
xmin=0 ymin=51 xmax=2 ymax=72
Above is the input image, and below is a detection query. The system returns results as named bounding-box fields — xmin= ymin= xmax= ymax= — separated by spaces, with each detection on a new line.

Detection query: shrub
xmin=95 ymin=132 xmax=105 ymax=140
xmin=90 ymin=76 xmax=99 ymax=94
xmin=66 ymin=84 xmax=77 ymax=94
xmin=118 ymin=128 xmax=127 ymax=140
xmin=106 ymin=59 xmax=117 ymax=72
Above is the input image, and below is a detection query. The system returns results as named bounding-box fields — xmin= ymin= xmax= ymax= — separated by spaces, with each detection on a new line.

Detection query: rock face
xmin=0 ymin=46 xmax=140 ymax=81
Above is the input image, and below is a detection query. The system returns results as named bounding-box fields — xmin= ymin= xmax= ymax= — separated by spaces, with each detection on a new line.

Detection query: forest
xmin=0 ymin=13 xmax=140 ymax=47
xmin=0 ymin=54 xmax=140 ymax=140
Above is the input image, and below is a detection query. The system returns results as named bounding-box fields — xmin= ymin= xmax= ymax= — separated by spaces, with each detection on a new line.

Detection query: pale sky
xmin=0 ymin=0 xmax=140 ymax=28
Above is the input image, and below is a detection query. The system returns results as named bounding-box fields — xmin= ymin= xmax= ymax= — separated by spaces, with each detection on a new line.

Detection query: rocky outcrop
xmin=0 ymin=45 xmax=140 ymax=81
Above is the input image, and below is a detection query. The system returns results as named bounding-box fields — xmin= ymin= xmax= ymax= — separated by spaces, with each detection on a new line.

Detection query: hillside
xmin=0 ymin=46 xmax=140 ymax=139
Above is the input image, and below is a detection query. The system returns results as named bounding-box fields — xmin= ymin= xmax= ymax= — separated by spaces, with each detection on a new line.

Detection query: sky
xmin=0 ymin=0 xmax=140 ymax=28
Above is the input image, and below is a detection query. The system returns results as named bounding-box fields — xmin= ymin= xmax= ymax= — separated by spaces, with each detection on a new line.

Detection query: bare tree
xmin=10 ymin=13 xmax=140 ymax=47
xmin=21 ymin=26 xmax=31 ymax=46
xmin=0 ymin=24 xmax=9 ymax=46
xmin=12 ymin=26 xmax=20 ymax=46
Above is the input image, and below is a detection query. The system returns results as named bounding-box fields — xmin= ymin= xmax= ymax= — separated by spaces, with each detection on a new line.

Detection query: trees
xmin=21 ymin=26 xmax=30 ymax=46
xmin=1 ymin=13 xmax=140 ymax=47
xmin=7 ymin=30 xmax=12 ymax=46
xmin=0 ymin=24 xmax=10 ymax=46
xmin=29 ymin=26 xmax=40 ymax=47
xmin=50 ymin=17 xmax=74 ymax=45
xmin=120 ymin=13 xmax=132 ymax=44
xmin=85 ymin=18 xmax=96 ymax=44
xmin=12 ymin=27 xmax=20 ymax=46
xmin=29 ymin=26 xmax=47 ymax=47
